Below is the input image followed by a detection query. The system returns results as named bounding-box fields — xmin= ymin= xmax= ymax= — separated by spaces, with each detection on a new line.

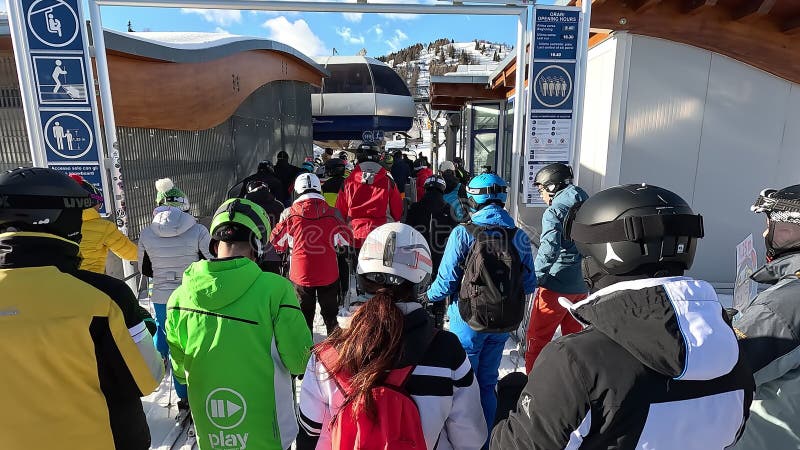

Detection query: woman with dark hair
xmin=296 ymin=223 xmax=486 ymax=450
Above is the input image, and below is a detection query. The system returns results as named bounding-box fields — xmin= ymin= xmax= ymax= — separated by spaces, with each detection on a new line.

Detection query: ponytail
xmin=317 ymin=288 xmax=406 ymax=421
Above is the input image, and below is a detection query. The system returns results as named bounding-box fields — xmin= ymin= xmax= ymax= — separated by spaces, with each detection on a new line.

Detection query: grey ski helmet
xmin=534 ymin=163 xmax=574 ymax=194
xmin=752 ymin=185 xmax=800 ymax=260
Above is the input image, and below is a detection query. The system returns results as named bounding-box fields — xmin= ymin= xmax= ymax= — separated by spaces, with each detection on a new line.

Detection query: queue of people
xmin=3 ymin=150 xmax=800 ymax=450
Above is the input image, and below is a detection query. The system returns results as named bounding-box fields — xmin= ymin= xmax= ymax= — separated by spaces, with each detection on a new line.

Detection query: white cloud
xmin=180 ymin=9 xmax=243 ymax=26
xmin=213 ymin=27 xmax=231 ymax=35
xmin=373 ymin=24 xmax=384 ymax=37
xmin=379 ymin=13 xmax=420 ymax=20
xmin=385 ymin=29 xmax=408 ymax=51
xmin=342 ymin=13 xmax=363 ymax=23
xmin=262 ymin=16 xmax=330 ymax=57
xmin=336 ymin=27 xmax=365 ymax=45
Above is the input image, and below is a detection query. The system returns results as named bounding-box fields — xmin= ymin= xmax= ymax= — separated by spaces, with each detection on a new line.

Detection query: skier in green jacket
xmin=166 ymin=198 xmax=312 ymax=450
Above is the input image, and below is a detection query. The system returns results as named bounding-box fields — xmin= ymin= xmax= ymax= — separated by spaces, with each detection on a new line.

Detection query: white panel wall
xmin=618 ymin=37 xmax=710 ymax=204
xmin=577 ymin=37 xmax=618 ymax=194
xmin=579 ymin=33 xmax=800 ymax=286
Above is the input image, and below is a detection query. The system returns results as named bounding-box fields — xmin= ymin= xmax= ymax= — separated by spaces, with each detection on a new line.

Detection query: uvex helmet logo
xmin=0 ymin=196 xmax=9 ymax=207
xmin=64 ymin=197 xmax=93 ymax=208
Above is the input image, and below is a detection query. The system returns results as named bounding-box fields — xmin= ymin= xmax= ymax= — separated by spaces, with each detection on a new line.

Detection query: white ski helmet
xmin=357 ymin=223 xmax=433 ymax=286
xmin=294 ymin=173 xmax=322 ymax=195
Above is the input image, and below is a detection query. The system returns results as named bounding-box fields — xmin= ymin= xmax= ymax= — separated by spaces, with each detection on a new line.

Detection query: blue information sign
xmin=13 ymin=0 xmax=109 ymax=213
xmin=533 ymin=8 xmax=579 ymax=61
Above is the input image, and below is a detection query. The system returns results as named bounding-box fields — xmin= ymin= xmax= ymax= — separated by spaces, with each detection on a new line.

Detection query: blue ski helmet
xmin=466 ymin=173 xmax=508 ymax=211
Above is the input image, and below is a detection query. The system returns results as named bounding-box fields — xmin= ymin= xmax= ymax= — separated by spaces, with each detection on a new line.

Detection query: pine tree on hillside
xmin=474 ymin=39 xmax=480 ymax=50
xmin=447 ymin=45 xmax=455 ymax=59
xmin=493 ymin=50 xmax=500 ymax=62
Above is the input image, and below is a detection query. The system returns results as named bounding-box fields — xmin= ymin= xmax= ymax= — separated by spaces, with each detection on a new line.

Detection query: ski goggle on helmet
xmin=357 ymin=223 xmax=433 ymax=288
xmin=466 ymin=173 xmax=508 ymax=211
xmin=209 ymin=198 xmax=271 ymax=258
xmin=752 ymin=185 xmax=800 ymax=260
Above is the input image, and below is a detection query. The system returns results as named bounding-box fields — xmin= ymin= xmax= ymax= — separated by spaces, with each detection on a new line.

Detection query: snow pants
xmin=524 ymin=287 xmax=587 ymax=373
xmin=448 ymin=301 xmax=508 ymax=444
xmin=295 ymin=282 xmax=340 ymax=335
xmin=153 ymin=303 xmax=188 ymax=399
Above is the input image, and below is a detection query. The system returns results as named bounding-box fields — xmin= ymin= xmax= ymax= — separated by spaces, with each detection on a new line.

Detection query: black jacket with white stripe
xmin=297 ymin=305 xmax=487 ymax=450
xmin=492 ymin=276 xmax=755 ymax=450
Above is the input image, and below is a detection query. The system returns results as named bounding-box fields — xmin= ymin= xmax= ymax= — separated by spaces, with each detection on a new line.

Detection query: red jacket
xmin=335 ymin=162 xmax=403 ymax=248
xmin=271 ymin=194 xmax=352 ymax=287
xmin=415 ymin=167 xmax=434 ymax=201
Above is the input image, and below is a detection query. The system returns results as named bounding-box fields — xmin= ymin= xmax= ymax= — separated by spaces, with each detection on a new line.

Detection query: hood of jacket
xmin=354 ymin=161 xmax=388 ymax=186
xmin=180 ymin=257 xmax=262 ymax=310
xmin=751 ymin=253 xmax=800 ymax=285
xmin=150 ymin=206 xmax=197 ymax=238
xmin=290 ymin=194 xmax=332 ymax=219
xmin=551 ymin=184 xmax=588 ymax=210
xmin=565 ymin=276 xmax=739 ymax=381
xmin=82 ymin=208 xmax=101 ymax=222
xmin=0 ymin=231 xmax=82 ymax=271
xmin=470 ymin=204 xmax=515 ymax=228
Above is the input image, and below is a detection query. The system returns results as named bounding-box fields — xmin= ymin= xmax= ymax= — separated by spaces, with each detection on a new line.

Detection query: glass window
xmin=323 ymin=64 xmax=373 ymax=94
xmin=473 ymin=104 xmax=500 ymax=131
xmin=370 ymin=64 xmax=411 ymax=96
xmin=310 ymin=85 xmax=321 ymax=94
xmin=473 ymin=132 xmax=497 ymax=173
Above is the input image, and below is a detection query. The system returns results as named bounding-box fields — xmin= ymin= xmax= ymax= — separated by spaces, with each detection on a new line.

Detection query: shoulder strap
xmin=317 ymin=345 xmax=354 ymax=395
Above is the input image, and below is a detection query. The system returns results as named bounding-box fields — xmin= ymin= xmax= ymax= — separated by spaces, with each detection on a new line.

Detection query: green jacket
xmin=167 ymin=257 xmax=312 ymax=450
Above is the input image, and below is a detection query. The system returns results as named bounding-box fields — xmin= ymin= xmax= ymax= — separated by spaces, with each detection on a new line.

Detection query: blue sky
xmin=93 ymin=1 xmax=559 ymax=58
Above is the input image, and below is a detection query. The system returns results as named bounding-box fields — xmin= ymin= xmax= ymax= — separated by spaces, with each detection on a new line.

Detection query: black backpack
xmin=458 ymin=223 xmax=525 ymax=332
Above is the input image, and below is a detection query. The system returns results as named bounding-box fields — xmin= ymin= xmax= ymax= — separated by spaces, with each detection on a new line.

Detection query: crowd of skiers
xmin=2 ymin=150 xmax=800 ymax=450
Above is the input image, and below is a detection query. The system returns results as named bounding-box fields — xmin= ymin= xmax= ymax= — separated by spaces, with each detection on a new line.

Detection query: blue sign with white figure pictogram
xmin=32 ymin=56 xmax=89 ymax=105
xmin=24 ymin=0 xmax=82 ymax=50
xmin=41 ymin=110 xmax=96 ymax=161
xmin=531 ymin=62 xmax=575 ymax=110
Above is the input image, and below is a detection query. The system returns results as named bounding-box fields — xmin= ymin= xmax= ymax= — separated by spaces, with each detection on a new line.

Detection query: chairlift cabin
xmin=311 ymin=56 xmax=415 ymax=141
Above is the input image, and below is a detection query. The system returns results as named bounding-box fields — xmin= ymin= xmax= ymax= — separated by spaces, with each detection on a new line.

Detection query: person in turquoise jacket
xmin=426 ymin=172 xmax=537 ymax=440
xmin=166 ymin=198 xmax=312 ymax=450
xmin=525 ymin=163 xmax=589 ymax=373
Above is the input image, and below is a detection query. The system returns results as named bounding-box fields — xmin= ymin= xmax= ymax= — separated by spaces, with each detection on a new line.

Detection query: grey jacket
xmin=734 ymin=253 xmax=800 ymax=449
xmin=138 ymin=206 xmax=212 ymax=304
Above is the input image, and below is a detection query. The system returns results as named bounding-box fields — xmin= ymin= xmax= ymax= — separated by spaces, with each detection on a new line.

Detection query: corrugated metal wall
xmin=0 ymin=54 xmax=32 ymax=171
xmin=0 ymin=52 xmax=313 ymax=239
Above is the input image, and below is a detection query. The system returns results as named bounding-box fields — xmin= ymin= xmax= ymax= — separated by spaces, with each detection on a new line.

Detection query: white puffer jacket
xmin=138 ymin=206 xmax=212 ymax=304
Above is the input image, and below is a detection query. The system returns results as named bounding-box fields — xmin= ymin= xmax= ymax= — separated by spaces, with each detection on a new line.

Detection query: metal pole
xmin=88 ymin=0 xmax=137 ymax=294
xmin=95 ymin=0 xmax=525 ymax=15
xmin=571 ymin=0 xmax=592 ymax=185
xmin=510 ymin=7 xmax=528 ymax=221
xmin=5 ymin=0 xmax=47 ymax=167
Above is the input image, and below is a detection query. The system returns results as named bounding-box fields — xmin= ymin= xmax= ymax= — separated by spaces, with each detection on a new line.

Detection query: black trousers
xmin=337 ymin=251 xmax=350 ymax=303
xmin=294 ymin=282 xmax=340 ymax=335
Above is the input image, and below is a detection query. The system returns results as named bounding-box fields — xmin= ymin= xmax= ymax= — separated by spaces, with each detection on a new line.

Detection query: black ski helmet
xmin=423 ymin=175 xmax=447 ymax=193
xmin=356 ymin=144 xmax=380 ymax=163
xmin=325 ymin=158 xmax=346 ymax=177
xmin=534 ymin=163 xmax=574 ymax=194
xmin=751 ymin=184 xmax=800 ymax=260
xmin=0 ymin=167 xmax=94 ymax=242
xmin=565 ymin=184 xmax=704 ymax=276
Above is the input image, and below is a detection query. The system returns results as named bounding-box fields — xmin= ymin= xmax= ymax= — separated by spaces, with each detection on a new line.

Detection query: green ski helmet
xmin=209 ymin=198 xmax=271 ymax=259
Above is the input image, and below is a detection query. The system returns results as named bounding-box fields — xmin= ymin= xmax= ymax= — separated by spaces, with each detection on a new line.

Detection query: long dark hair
xmin=317 ymin=280 xmax=413 ymax=421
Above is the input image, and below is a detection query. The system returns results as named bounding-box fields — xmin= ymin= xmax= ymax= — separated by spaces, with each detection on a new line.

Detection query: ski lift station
xmin=1 ymin=0 xmax=800 ymax=288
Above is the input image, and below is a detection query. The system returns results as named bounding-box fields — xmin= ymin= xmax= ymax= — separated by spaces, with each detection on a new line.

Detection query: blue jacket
xmin=443 ymin=183 xmax=468 ymax=222
xmin=535 ymin=184 xmax=589 ymax=294
xmin=427 ymin=204 xmax=537 ymax=302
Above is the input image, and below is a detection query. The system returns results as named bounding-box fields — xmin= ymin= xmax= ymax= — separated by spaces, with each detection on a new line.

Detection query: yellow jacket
xmin=79 ymin=208 xmax=138 ymax=273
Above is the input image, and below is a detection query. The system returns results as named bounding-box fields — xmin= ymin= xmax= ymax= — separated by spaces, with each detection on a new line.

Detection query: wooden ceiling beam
xmin=682 ymin=0 xmax=718 ymax=15
xmin=783 ymin=15 xmax=800 ymax=35
xmin=629 ymin=0 xmax=662 ymax=13
xmin=733 ymin=0 xmax=777 ymax=23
